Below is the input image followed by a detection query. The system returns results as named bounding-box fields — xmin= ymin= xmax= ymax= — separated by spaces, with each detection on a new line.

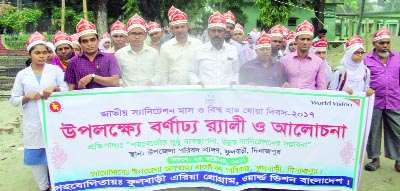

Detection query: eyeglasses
xmin=80 ymin=38 xmax=97 ymax=44
xmin=128 ymin=32 xmax=145 ymax=37
xmin=353 ymin=51 xmax=366 ymax=56
xmin=272 ymin=40 xmax=282 ymax=43
xmin=378 ymin=41 xmax=390 ymax=45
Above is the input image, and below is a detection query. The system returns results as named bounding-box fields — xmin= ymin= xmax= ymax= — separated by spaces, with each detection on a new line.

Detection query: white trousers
xmin=31 ymin=164 xmax=49 ymax=191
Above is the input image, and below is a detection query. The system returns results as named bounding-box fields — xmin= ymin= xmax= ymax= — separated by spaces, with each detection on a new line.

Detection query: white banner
xmin=39 ymin=86 xmax=374 ymax=191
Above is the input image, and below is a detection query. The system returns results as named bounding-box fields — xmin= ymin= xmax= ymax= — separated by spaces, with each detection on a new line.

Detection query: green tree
xmin=208 ymin=0 xmax=247 ymax=25
xmin=254 ymin=0 xmax=334 ymax=32
xmin=254 ymin=0 xmax=294 ymax=29
xmin=381 ymin=0 xmax=400 ymax=11
xmin=52 ymin=6 xmax=94 ymax=34
xmin=0 ymin=2 xmax=42 ymax=33
xmin=122 ymin=0 xmax=207 ymax=28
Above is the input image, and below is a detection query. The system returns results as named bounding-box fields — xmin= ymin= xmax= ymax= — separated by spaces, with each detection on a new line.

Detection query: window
xmin=288 ymin=18 xmax=297 ymax=26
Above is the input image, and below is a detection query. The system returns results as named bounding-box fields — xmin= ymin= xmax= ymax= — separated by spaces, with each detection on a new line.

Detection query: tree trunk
xmin=356 ymin=0 xmax=365 ymax=35
xmin=314 ymin=0 xmax=326 ymax=35
xmin=61 ymin=0 xmax=65 ymax=33
xmin=17 ymin=0 xmax=22 ymax=10
xmin=94 ymin=0 xmax=108 ymax=35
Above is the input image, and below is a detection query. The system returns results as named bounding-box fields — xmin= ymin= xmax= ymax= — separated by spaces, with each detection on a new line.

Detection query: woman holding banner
xmin=10 ymin=32 xmax=68 ymax=191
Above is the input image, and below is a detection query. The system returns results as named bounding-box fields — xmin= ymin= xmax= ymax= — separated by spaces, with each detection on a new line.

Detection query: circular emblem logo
xmin=49 ymin=101 xmax=62 ymax=113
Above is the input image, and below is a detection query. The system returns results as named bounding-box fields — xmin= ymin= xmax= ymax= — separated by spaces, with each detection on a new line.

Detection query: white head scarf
xmin=99 ymin=38 xmax=111 ymax=52
xmin=340 ymin=44 xmax=366 ymax=82
xmin=284 ymin=41 xmax=295 ymax=55
xmin=247 ymin=31 xmax=259 ymax=49
xmin=46 ymin=42 xmax=55 ymax=53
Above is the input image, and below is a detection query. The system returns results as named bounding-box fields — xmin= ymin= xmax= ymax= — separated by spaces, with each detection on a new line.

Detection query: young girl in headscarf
xmin=330 ymin=34 xmax=374 ymax=96
xmin=246 ymin=29 xmax=259 ymax=50
xmin=99 ymin=32 xmax=111 ymax=52
xmin=284 ymin=31 xmax=297 ymax=55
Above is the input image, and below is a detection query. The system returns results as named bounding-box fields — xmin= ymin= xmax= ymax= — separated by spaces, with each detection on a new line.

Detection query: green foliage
xmin=0 ymin=2 xmax=42 ymax=33
xmin=122 ymin=0 xmax=207 ymax=28
xmin=345 ymin=0 xmax=358 ymax=12
xmin=254 ymin=0 xmax=294 ymax=28
xmin=208 ymin=0 xmax=247 ymax=25
xmin=122 ymin=0 xmax=140 ymax=21
xmin=382 ymin=0 xmax=400 ymax=12
xmin=52 ymin=6 xmax=95 ymax=34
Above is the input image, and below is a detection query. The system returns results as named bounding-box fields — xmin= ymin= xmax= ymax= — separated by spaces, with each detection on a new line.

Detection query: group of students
xmin=9 ymin=5 xmax=400 ymax=191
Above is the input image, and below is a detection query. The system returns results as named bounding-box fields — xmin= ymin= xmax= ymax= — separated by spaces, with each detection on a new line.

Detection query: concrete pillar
xmin=340 ymin=18 xmax=345 ymax=40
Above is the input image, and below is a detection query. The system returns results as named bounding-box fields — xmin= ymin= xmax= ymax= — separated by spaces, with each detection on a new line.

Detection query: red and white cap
xmin=233 ymin=23 xmax=244 ymax=34
xmin=169 ymin=9 xmax=187 ymax=26
xmin=100 ymin=32 xmax=110 ymax=40
xmin=286 ymin=31 xmax=296 ymax=43
xmin=255 ymin=31 xmax=272 ymax=49
xmin=75 ymin=18 xmax=97 ymax=38
xmin=373 ymin=27 xmax=390 ymax=41
xmin=250 ymin=28 xmax=258 ymax=33
xmin=127 ymin=13 xmax=147 ymax=32
xmin=295 ymin=20 xmax=314 ymax=37
xmin=208 ymin=12 xmax=226 ymax=29
xmin=168 ymin=6 xmax=178 ymax=21
xmin=281 ymin=25 xmax=290 ymax=36
xmin=312 ymin=38 xmax=328 ymax=52
xmin=70 ymin=34 xmax=80 ymax=47
xmin=110 ymin=20 xmax=127 ymax=36
xmin=268 ymin=25 xmax=283 ymax=37
xmin=147 ymin=21 xmax=162 ymax=34
xmin=26 ymin=31 xmax=47 ymax=51
xmin=345 ymin=34 xmax=364 ymax=51
xmin=223 ymin=10 xmax=235 ymax=25
xmin=52 ymin=31 xmax=72 ymax=48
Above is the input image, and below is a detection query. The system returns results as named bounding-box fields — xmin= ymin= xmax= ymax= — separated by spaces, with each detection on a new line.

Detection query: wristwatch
xmin=91 ymin=73 xmax=96 ymax=81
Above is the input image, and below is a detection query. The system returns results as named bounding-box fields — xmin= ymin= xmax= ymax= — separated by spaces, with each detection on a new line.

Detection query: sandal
xmin=365 ymin=162 xmax=380 ymax=171
xmin=395 ymin=162 xmax=400 ymax=172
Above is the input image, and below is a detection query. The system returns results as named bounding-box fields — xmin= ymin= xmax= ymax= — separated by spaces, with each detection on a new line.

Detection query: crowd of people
xmin=9 ymin=5 xmax=400 ymax=191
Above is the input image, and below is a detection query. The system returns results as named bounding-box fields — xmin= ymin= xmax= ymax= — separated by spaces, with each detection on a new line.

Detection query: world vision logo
xmin=49 ymin=100 xmax=63 ymax=113
xmin=346 ymin=98 xmax=360 ymax=107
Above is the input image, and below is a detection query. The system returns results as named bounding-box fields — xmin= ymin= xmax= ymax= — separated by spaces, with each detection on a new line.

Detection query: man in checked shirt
xmin=64 ymin=18 xmax=120 ymax=90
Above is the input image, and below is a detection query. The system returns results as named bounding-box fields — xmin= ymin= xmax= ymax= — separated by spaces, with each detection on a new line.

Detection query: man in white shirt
xmin=189 ymin=12 xmax=239 ymax=86
xmin=160 ymin=6 xmax=203 ymax=85
xmin=223 ymin=11 xmax=246 ymax=66
xmin=115 ymin=14 xmax=162 ymax=86
xmin=107 ymin=20 xmax=128 ymax=54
